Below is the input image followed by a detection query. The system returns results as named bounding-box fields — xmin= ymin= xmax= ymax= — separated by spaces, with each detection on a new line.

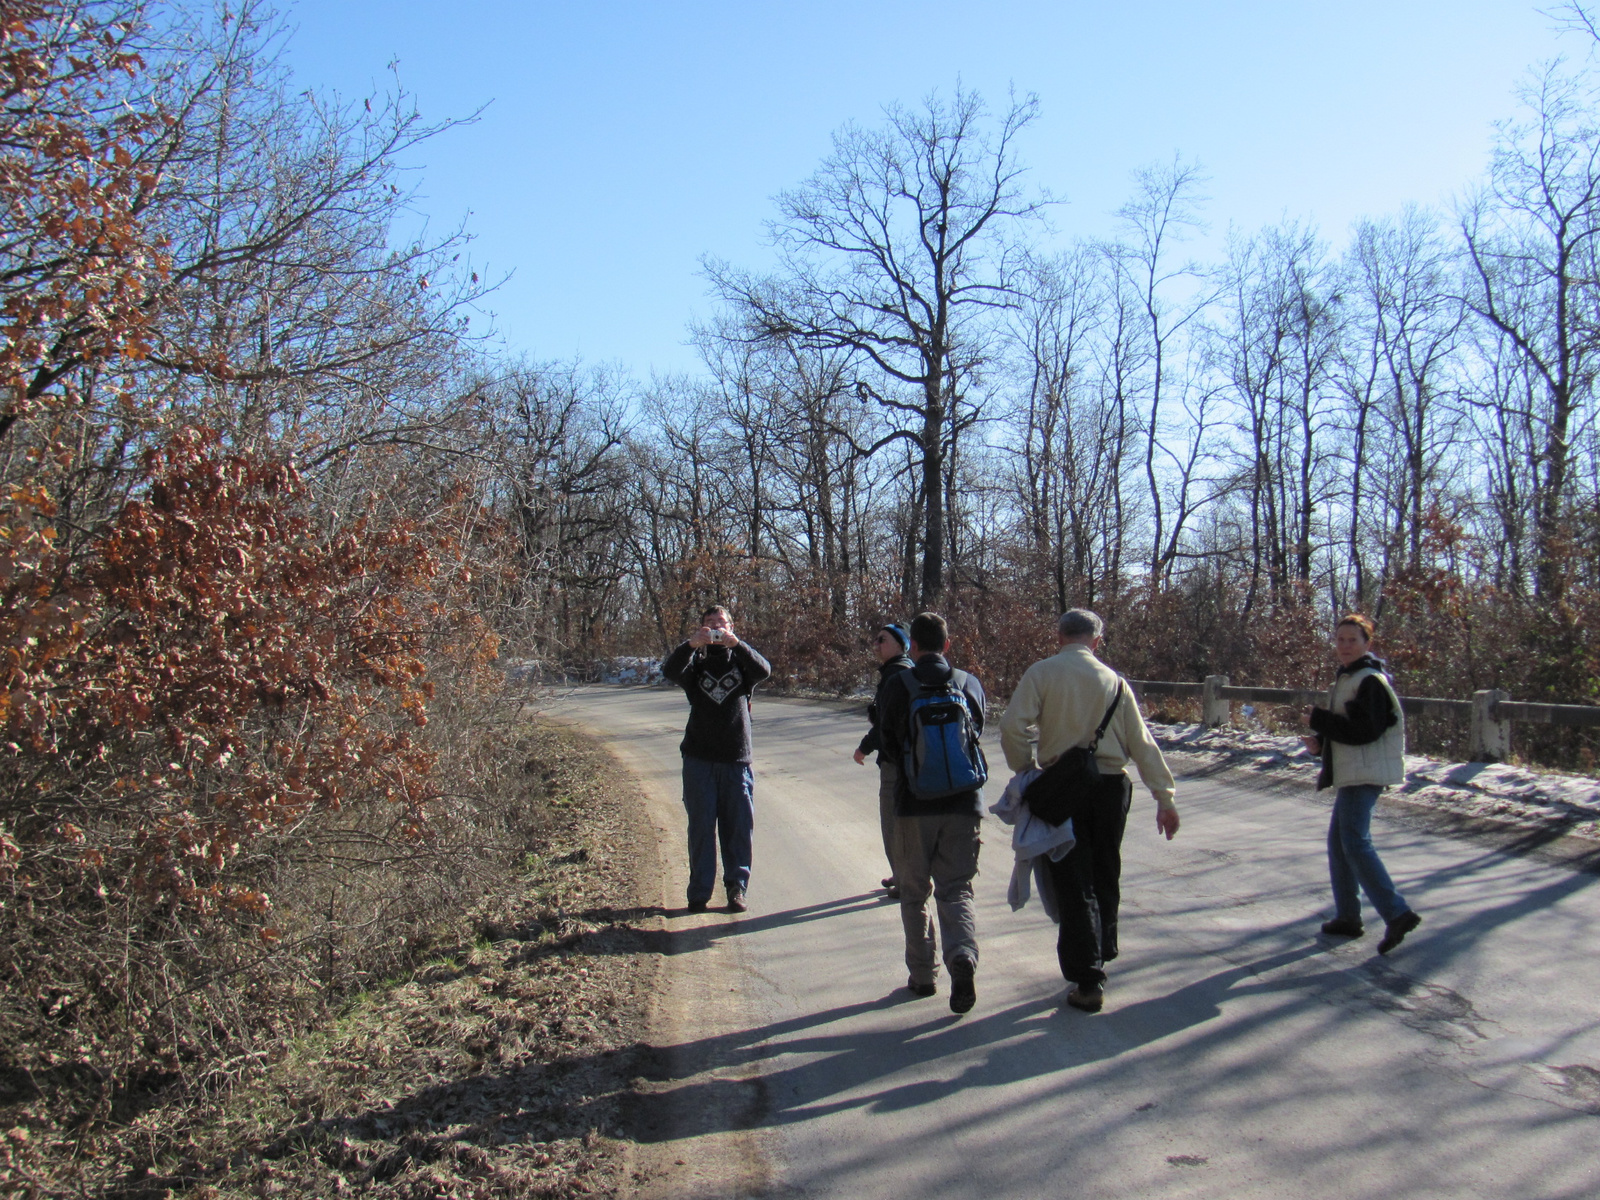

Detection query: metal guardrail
xmin=1125 ymin=676 xmax=1600 ymax=762
xmin=1494 ymin=700 xmax=1600 ymax=728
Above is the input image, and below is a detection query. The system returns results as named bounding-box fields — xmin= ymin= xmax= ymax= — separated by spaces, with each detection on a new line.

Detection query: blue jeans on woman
xmin=682 ymin=756 xmax=754 ymax=905
xmin=1328 ymin=784 xmax=1409 ymax=924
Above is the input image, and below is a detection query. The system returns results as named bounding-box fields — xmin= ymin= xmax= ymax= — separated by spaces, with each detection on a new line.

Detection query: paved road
xmin=547 ymin=685 xmax=1600 ymax=1200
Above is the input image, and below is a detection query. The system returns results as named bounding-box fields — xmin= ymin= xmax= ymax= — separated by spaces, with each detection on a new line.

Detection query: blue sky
xmin=284 ymin=2 xmax=1582 ymax=377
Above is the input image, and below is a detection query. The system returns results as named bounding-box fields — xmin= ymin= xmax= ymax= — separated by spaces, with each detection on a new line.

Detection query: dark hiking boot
xmin=906 ymin=977 xmax=936 ymax=998
xmin=949 ymin=957 xmax=977 ymax=1014
xmin=687 ymin=897 xmax=710 ymax=913
xmin=1320 ymin=917 xmax=1365 ymax=938
xmin=1065 ymin=984 xmax=1104 ymax=1013
xmin=726 ymin=886 xmax=748 ymax=913
xmin=1377 ymin=910 xmax=1421 ymax=955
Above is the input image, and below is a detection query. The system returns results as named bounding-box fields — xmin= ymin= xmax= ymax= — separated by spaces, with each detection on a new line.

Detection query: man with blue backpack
xmin=876 ymin=611 xmax=988 ymax=1014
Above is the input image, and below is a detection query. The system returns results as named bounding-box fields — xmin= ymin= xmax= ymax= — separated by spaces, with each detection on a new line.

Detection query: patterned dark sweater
xmin=661 ymin=640 xmax=773 ymax=764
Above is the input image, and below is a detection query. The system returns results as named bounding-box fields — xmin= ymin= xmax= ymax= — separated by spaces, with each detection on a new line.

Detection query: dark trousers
xmin=1045 ymin=773 xmax=1132 ymax=989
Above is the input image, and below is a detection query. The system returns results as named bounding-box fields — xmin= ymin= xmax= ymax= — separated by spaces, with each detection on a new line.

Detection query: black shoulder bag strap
xmin=1084 ymin=679 xmax=1124 ymax=755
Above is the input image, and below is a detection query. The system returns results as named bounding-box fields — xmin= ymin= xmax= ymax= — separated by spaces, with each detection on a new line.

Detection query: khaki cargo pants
xmin=892 ymin=811 xmax=981 ymax=986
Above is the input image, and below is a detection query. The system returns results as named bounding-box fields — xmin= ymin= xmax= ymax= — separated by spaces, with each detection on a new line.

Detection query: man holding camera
xmin=661 ymin=605 xmax=772 ymax=913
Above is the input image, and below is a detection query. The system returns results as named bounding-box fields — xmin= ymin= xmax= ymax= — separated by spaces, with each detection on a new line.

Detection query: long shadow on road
xmin=613 ymin=934 xmax=1332 ymax=1143
xmin=572 ymin=892 xmax=890 ymax=958
xmin=288 ymin=884 xmax=1600 ymax=1200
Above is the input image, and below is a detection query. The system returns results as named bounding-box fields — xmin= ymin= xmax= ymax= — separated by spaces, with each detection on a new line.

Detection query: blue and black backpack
xmin=900 ymin=670 xmax=988 ymax=799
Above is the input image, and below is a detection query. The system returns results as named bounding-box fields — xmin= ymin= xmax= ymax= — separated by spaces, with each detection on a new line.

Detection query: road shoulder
xmin=544 ymin=701 xmax=779 ymax=1200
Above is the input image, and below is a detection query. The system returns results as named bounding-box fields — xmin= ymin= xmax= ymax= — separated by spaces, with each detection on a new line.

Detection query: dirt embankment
xmin=4 ymin=720 xmax=667 ymax=1200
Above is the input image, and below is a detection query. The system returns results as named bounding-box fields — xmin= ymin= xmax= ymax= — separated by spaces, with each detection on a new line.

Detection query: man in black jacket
xmin=853 ymin=623 xmax=913 ymax=899
xmin=661 ymin=606 xmax=772 ymax=913
xmin=876 ymin=611 xmax=986 ymax=1014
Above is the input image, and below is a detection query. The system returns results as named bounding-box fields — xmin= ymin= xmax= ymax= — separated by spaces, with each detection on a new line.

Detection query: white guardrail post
xmin=1202 ymin=675 xmax=1230 ymax=727
xmin=1469 ymin=689 xmax=1512 ymax=762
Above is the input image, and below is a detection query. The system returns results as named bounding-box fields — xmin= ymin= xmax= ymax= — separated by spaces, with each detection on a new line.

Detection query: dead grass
xmin=1 ymin=719 xmax=663 ymax=1200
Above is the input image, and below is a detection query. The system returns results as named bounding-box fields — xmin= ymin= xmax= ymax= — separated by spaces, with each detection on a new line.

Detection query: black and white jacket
xmin=661 ymin=640 xmax=773 ymax=764
xmin=1308 ymin=654 xmax=1405 ymax=791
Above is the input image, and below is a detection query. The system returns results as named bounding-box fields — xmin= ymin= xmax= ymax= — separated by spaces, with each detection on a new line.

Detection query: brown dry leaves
xmin=53 ymin=719 xmax=665 ymax=1200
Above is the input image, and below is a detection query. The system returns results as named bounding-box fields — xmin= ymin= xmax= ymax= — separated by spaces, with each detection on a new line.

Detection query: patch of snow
xmin=1149 ymin=721 xmax=1600 ymax=841
xmin=602 ymin=656 xmax=662 ymax=685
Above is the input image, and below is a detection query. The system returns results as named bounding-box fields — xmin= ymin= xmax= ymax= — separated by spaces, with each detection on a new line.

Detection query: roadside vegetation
xmin=0 ymin=3 xmax=649 ymax=1194
xmin=5 ymin=717 xmax=659 ymax=1198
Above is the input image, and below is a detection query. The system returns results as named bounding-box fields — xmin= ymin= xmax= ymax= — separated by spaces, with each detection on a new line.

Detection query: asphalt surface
xmin=547 ymin=685 xmax=1600 ymax=1200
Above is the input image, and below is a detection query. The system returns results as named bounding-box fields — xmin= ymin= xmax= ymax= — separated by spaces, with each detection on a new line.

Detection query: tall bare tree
xmin=1004 ymin=247 xmax=1127 ymax=610
xmin=1460 ymin=65 xmax=1600 ymax=600
xmin=1343 ymin=209 xmax=1466 ymax=592
xmin=1216 ymin=222 xmax=1342 ymax=609
xmin=1107 ymin=157 xmax=1214 ymax=587
xmin=707 ymin=87 xmax=1044 ymax=606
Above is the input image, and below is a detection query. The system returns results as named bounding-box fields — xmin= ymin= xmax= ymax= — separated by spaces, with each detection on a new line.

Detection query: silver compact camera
xmin=707 ymin=629 xmax=725 ymax=643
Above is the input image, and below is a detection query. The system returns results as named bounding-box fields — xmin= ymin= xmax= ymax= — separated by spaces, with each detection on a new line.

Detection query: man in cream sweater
xmin=999 ymin=609 xmax=1180 ymax=1012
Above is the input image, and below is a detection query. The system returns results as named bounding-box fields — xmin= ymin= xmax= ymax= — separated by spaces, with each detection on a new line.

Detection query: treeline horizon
xmin=524 ymin=64 xmax=1599 ymax=775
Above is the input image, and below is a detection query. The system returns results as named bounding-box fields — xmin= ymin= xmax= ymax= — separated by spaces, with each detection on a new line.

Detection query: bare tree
xmin=1108 ymin=157 xmax=1214 ymax=586
xmin=1004 ymin=247 xmax=1127 ymax=609
xmin=707 ymin=87 xmax=1044 ymax=606
xmin=1343 ymin=209 xmax=1466 ymax=594
xmin=1461 ymin=321 xmax=1545 ymax=590
xmin=1216 ymin=222 xmax=1342 ymax=610
xmin=1460 ymin=65 xmax=1600 ymax=599
xmin=482 ymin=361 xmax=631 ymax=657
xmin=138 ymin=3 xmax=491 ymax=464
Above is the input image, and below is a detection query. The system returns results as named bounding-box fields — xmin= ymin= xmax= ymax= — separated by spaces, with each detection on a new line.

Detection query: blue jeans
xmin=682 ymin=756 xmax=754 ymax=903
xmin=1328 ymin=784 xmax=1409 ymax=924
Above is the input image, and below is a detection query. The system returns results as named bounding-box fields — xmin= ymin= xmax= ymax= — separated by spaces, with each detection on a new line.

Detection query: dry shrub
xmin=939 ymin=583 xmax=1056 ymax=699
xmin=0 ymin=1 xmax=168 ymax=440
xmin=0 ymin=431 xmax=518 ymax=1153
xmin=1381 ymin=562 xmax=1600 ymax=767
xmin=0 ymin=4 xmax=585 ymax=1187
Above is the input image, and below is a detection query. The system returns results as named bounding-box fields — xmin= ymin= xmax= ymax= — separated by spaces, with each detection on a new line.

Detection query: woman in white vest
xmin=1301 ymin=614 xmax=1422 ymax=955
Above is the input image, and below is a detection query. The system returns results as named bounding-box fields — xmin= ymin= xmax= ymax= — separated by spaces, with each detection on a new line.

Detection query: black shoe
xmin=726 ymin=886 xmax=748 ymax=913
xmin=906 ymin=977 xmax=936 ymax=998
xmin=1320 ymin=917 xmax=1365 ymax=938
xmin=884 ymin=884 xmax=901 ymax=900
xmin=949 ymin=957 xmax=977 ymax=1014
xmin=687 ymin=897 xmax=709 ymax=913
xmin=1377 ymin=910 xmax=1421 ymax=955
